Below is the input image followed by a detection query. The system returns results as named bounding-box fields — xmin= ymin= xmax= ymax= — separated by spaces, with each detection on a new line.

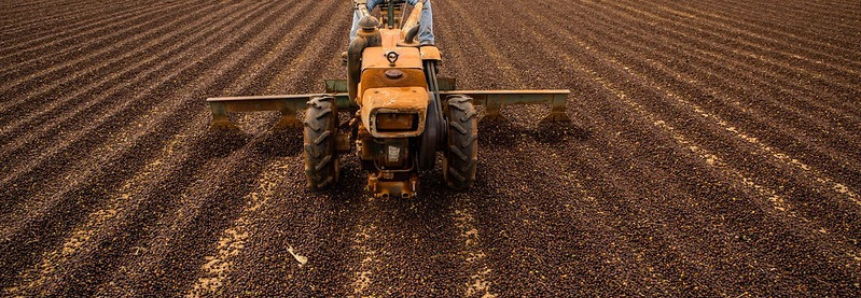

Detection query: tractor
xmin=206 ymin=0 xmax=571 ymax=198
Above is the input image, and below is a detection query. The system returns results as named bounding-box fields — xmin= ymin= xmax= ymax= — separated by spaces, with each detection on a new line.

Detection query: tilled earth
xmin=1 ymin=0 xmax=860 ymax=297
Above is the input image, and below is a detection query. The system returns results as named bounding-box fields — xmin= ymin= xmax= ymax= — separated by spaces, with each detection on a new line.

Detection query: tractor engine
xmin=354 ymin=43 xmax=430 ymax=198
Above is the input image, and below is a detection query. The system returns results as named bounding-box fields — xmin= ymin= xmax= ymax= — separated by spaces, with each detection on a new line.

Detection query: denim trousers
xmin=349 ymin=0 xmax=434 ymax=46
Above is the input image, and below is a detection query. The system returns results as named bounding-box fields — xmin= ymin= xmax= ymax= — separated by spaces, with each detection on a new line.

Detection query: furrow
xmin=440 ymin=0 xmax=528 ymax=88
xmin=452 ymin=207 xmax=497 ymax=298
xmin=0 ymin=0 xmax=146 ymax=48
xmin=715 ymin=0 xmax=861 ymax=37
xmin=0 ymin=0 xmax=92 ymax=22
xmin=0 ymin=2 xmax=254 ymax=168
xmin=2 ymin=0 xmax=860 ymax=296
xmin=661 ymin=0 xmax=861 ymax=64
xmin=0 ymin=2 xmax=261 ymax=209
xmin=97 ymin=3 xmax=348 ymax=295
xmin=554 ymin=0 xmax=861 ymax=194
xmin=211 ymin=137 xmax=353 ymax=287
xmin=347 ymin=214 xmax=381 ymax=298
xmin=217 ymin=162 xmax=358 ymax=297
xmin=183 ymin=9 xmax=354 ymax=296
xmin=552 ymin=0 xmax=860 ymax=260
xmin=434 ymin=2 xmax=526 ymax=296
xmin=575 ymin=0 xmax=861 ymax=118
xmin=1 ymin=1 xmax=113 ymax=33
xmin=539 ymin=0 xmax=861 ymax=243
xmin=0 ymin=0 xmax=284 ymax=290
xmin=547 ymin=35 xmax=860 ymax=296
xmin=86 ymin=133 xmax=277 ymax=297
xmin=560 ymin=0 xmax=857 ymax=127
xmin=0 ymin=0 xmax=273 ymax=239
xmin=183 ymin=159 xmax=292 ymax=298
xmin=590 ymin=0 xmax=861 ymax=117
xmin=718 ymin=0 xmax=860 ymax=33
xmin=0 ymin=2 xmax=217 ymax=98
xmin=607 ymin=1 xmax=861 ymax=93
xmin=627 ymin=0 xmax=861 ymax=81
xmin=3 ymin=129 xmax=188 ymax=297
xmin=0 ymin=1 xmax=183 ymax=62
xmin=1 ymin=0 xmax=138 ymax=27
xmin=20 ymin=1 xmax=319 ymax=295
xmin=572 ymin=0 xmax=861 ymax=178
xmin=444 ymin=1 xmax=858 ymax=295
xmin=473 ymin=130 xmax=726 ymax=296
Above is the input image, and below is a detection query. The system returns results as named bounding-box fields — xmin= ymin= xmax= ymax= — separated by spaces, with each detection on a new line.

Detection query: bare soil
xmin=1 ymin=0 xmax=860 ymax=297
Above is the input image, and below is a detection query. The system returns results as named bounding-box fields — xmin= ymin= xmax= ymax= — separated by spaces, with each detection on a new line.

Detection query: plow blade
xmin=206 ymin=89 xmax=570 ymax=130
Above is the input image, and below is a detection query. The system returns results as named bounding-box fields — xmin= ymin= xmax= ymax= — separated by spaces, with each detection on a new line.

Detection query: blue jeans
xmin=350 ymin=0 xmax=434 ymax=46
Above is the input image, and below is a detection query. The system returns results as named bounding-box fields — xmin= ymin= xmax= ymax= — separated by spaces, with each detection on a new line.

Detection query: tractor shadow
xmin=478 ymin=117 xmax=590 ymax=146
xmin=318 ymin=161 xmax=463 ymax=291
xmin=252 ymin=129 xmax=304 ymax=157
xmin=474 ymin=100 xmax=589 ymax=145
xmin=201 ymin=129 xmax=250 ymax=158
xmin=203 ymin=124 xmax=304 ymax=158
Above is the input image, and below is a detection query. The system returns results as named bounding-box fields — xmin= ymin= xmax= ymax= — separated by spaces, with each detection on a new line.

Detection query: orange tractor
xmin=207 ymin=0 xmax=571 ymax=198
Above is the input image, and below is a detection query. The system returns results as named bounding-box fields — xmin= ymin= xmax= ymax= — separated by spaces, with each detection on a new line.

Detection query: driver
xmin=349 ymin=0 xmax=434 ymax=46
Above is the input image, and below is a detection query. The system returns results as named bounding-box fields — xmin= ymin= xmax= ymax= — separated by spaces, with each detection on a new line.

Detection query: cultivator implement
xmin=206 ymin=0 xmax=572 ymax=198
xmin=207 ymin=88 xmax=570 ymax=130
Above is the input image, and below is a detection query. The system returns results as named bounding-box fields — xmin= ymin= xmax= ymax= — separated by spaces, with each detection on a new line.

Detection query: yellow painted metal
xmin=357 ymin=68 xmax=427 ymax=105
xmin=360 ymin=45 xmax=423 ymax=69
xmin=360 ymin=86 xmax=429 ymax=138
xmin=419 ymin=46 xmax=441 ymax=60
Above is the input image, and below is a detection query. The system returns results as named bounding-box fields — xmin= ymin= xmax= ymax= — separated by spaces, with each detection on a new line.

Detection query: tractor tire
xmin=303 ymin=96 xmax=339 ymax=190
xmin=443 ymin=95 xmax=478 ymax=190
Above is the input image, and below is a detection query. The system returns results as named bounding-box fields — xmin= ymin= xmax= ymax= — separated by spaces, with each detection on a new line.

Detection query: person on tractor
xmin=349 ymin=0 xmax=434 ymax=46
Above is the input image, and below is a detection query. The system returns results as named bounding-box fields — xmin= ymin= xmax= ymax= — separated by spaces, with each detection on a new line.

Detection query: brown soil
xmin=1 ymin=0 xmax=859 ymax=297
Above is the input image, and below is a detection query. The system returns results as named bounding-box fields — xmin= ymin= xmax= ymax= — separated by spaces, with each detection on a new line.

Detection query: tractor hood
xmin=360 ymin=87 xmax=429 ymax=138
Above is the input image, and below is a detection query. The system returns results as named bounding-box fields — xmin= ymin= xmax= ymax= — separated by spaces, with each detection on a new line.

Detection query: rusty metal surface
xmin=419 ymin=46 xmax=441 ymax=60
xmin=440 ymin=89 xmax=572 ymax=124
xmin=357 ymin=126 xmax=417 ymax=198
xmin=206 ymin=94 xmax=354 ymax=130
xmin=360 ymin=87 xmax=429 ymax=138
xmin=325 ymin=80 xmax=349 ymax=93
xmin=358 ymin=68 xmax=427 ymax=105
xmin=368 ymin=172 xmax=418 ymax=199
xmin=361 ymin=46 xmax=423 ymax=69
xmin=327 ymin=77 xmax=455 ymax=93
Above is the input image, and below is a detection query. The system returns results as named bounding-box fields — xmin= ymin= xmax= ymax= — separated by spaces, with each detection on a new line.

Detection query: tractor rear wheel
xmin=443 ymin=95 xmax=478 ymax=189
xmin=303 ymin=96 xmax=339 ymax=190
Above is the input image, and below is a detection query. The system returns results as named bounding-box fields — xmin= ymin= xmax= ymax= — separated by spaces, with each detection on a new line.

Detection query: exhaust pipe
xmin=348 ymin=16 xmax=381 ymax=101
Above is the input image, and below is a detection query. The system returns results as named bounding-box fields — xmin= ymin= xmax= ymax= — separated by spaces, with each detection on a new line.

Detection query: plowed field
xmin=2 ymin=0 xmax=860 ymax=297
